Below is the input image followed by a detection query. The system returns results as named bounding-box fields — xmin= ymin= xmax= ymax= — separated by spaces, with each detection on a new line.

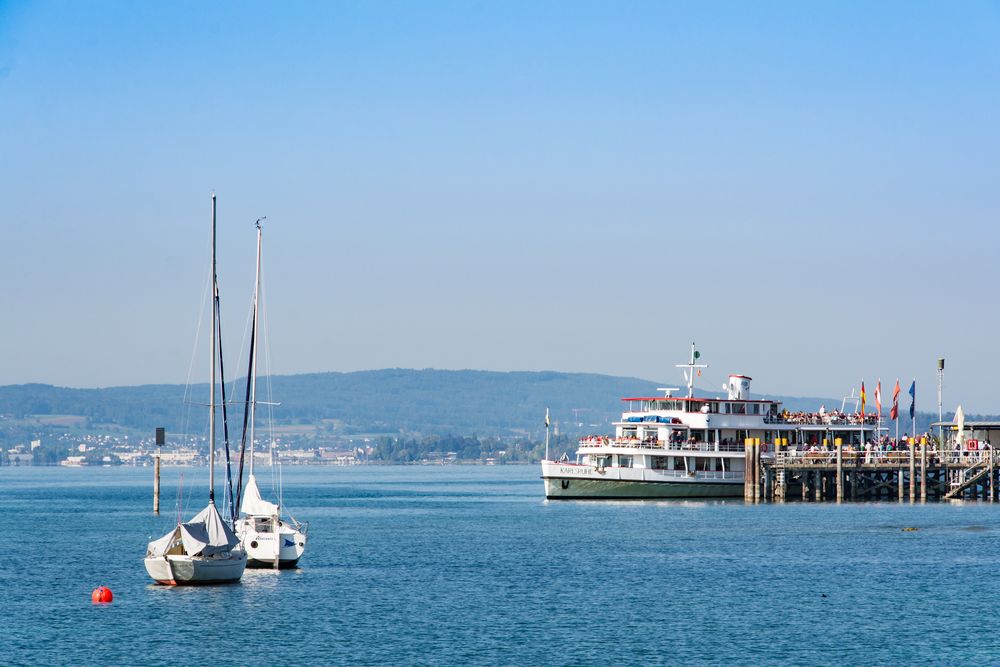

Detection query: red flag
xmin=875 ymin=379 xmax=882 ymax=415
xmin=860 ymin=381 xmax=866 ymax=416
xmin=890 ymin=379 xmax=900 ymax=421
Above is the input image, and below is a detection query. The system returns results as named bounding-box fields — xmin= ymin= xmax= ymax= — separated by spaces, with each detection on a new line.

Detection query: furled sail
xmin=240 ymin=473 xmax=279 ymax=517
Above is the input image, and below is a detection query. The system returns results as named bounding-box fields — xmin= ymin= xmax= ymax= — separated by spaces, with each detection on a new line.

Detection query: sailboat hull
xmin=238 ymin=519 xmax=307 ymax=569
xmin=144 ymin=553 xmax=248 ymax=585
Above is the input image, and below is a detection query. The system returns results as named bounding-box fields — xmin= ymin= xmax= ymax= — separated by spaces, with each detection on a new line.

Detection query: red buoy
xmin=91 ymin=586 xmax=113 ymax=603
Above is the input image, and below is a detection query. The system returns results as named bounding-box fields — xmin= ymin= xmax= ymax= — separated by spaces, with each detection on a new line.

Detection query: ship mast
xmin=675 ymin=342 xmax=708 ymax=399
xmin=248 ymin=218 xmax=263 ymax=477
xmin=209 ymin=193 xmax=217 ymax=504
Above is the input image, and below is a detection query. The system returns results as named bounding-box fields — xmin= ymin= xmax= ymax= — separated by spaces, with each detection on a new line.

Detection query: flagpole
xmin=909 ymin=379 xmax=916 ymax=503
xmin=876 ymin=379 xmax=882 ymax=447
xmin=894 ymin=379 xmax=899 ymax=445
xmin=544 ymin=407 xmax=550 ymax=461
xmin=860 ymin=379 xmax=865 ymax=447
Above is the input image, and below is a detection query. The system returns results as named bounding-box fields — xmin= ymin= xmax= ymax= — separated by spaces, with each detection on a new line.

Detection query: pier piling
xmin=920 ymin=441 xmax=927 ymax=503
xmin=835 ymin=441 xmax=843 ymax=503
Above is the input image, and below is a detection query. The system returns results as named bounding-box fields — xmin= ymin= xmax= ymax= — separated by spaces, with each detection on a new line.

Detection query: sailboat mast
xmin=209 ymin=193 xmax=217 ymax=504
xmin=249 ymin=219 xmax=262 ymax=477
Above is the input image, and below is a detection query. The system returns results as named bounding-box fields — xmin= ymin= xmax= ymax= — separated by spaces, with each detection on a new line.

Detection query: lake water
xmin=3 ymin=464 xmax=1000 ymax=665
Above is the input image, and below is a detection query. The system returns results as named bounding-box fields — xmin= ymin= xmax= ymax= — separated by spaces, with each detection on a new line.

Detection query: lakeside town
xmin=0 ymin=426 xmax=554 ymax=467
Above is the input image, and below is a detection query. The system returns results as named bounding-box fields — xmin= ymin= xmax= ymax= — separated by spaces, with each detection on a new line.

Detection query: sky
xmin=1 ymin=1 xmax=998 ymax=411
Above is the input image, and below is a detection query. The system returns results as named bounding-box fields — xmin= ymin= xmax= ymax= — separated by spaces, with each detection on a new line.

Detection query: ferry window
xmin=673 ymin=456 xmax=686 ymax=471
xmin=751 ymin=404 xmax=760 ymax=415
xmin=724 ymin=403 xmax=731 ymax=414
xmin=651 ymin=456 xmax=668 ymax=469
xmin=618 ymin=455 xmax=633 ymax=468
xmin=734 ymin=403 xmax=746 ymax=414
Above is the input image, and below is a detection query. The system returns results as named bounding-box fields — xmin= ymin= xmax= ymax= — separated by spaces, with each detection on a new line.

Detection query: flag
xmin=545 ymin=408 xmax=550 ymax=428
xmin=860 ymin=381 xmax=866 ymax=416
xmin=890 ymin=379 xmax=900 ymax=421
xmin=875 ymin=379 xmax=882 ymax=415
xmin=908 ymin=380 xmax=915 ymax=419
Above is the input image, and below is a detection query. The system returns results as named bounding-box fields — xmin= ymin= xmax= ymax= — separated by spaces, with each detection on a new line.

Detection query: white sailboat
xmin=235 ymin=218 xmax=308 ymax=569
xmin=144 ymin=194 xmax=248 ymax=585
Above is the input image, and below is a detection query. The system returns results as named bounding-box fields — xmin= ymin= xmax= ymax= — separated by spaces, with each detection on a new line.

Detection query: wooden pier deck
xmin=745 ymin=441 xmax=996 ymax=502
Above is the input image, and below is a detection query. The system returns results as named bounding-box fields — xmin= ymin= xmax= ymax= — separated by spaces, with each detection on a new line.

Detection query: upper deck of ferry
xmin=574 ymin=346 xmax=878 ymax=456
xmin=619 ymin=396 xmax=878 ymax=426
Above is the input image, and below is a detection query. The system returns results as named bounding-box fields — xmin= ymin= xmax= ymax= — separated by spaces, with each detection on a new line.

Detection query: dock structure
xmin=751 ymin=446 xmax=997 ymax=502
xmin=744 ymin=420 xmax=1000 ymax=503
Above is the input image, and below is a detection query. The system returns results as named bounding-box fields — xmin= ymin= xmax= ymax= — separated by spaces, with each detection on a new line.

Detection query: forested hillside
xmin=0 ymin=369 xmax=956 ymax=439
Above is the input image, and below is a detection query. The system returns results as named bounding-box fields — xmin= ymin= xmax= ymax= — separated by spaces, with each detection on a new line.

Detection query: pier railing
xmin=773 ymin=449 xmax=991 ymax=467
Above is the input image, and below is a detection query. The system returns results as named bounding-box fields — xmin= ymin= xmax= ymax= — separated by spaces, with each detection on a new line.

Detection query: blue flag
xmin=908 ymin=380 xmax=916 ymax=419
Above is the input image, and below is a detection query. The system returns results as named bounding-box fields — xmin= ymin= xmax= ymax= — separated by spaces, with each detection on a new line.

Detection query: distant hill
xmin=0 ymin=369 xmax=961 ymax=439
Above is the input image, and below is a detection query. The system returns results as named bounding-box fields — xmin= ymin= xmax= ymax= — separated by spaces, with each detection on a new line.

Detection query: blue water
xmin=3 ymin=465 xmax=1000 ymax=665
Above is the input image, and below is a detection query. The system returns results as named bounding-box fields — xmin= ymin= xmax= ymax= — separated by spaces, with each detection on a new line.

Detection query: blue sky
xmin=1 ymin=1 xmax=998 ymax=412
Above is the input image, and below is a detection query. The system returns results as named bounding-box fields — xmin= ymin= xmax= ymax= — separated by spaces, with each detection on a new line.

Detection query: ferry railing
xmin=763 ymin=414 xmax=880 ymax=426
xmin=577 ymin=438 xmax=746 ymax=452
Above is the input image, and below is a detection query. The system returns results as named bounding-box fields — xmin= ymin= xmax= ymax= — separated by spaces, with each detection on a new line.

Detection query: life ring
xmin=560 ymin=479 xmax=570 ymax=490
xmin=761 ymin=443 xmax=769 ymax=453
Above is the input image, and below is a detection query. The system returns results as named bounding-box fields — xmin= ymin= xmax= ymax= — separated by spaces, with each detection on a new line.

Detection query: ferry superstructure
xmin=541 ymin=345 xmax=877 ymax=499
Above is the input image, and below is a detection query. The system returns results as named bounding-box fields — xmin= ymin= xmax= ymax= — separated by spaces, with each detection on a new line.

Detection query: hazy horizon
xmin=2 ymin=2 xmax=998 ymax=410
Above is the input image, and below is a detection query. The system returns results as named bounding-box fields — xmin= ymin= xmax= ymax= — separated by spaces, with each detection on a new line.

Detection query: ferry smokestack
xmin=728 ymin=375 xmax=752 ymax=401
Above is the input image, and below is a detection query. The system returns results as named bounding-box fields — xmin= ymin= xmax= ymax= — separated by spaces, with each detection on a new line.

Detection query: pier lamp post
xmin=937 ymin=359 xmax=945 ymax=458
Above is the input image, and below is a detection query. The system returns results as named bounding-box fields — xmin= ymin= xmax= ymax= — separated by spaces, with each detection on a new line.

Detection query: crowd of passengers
xmin=794 ymin=434 xmax=991 ymax=465
xmin=775 ymin=409 xmax=879 ymax=425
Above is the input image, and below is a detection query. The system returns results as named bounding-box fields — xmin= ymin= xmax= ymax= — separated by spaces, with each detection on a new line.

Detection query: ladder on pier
xmin=774 ymin=453 xmax=786 ymax=499
xmin=944 ymin=457 xmax=991 ymax=500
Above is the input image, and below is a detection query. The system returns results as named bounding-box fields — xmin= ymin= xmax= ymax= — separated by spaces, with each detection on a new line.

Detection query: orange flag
xmin=890 ymin=379 xmax=900 ymax=421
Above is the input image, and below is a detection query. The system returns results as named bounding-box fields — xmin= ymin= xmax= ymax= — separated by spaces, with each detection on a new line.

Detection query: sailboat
xmin=143 ymin=194 xmax=248 ymax=585
xmin=234 ymin=218 xmax=308 ymax=569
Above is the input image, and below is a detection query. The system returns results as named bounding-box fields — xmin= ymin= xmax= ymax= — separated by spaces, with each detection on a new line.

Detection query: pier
xmin=746 ymin=441 xmax=997 ymax=502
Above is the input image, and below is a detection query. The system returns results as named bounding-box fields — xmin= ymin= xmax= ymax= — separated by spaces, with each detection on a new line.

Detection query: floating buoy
xmin=91 ymin=586 xmax=113 ymax=603
xmin=902 ymin=527 xmax=919 ymax=532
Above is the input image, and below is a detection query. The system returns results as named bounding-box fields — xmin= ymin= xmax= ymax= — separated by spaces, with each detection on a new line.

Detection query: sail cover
xmin=240 ymin=474 xmax=279 ymax=517
xmin=147 ymin=502 xmax=241 ymax=557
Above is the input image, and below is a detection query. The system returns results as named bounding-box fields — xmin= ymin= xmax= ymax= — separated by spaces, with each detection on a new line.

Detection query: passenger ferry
xmin=541 ymin=345 xmax=877 ymax=499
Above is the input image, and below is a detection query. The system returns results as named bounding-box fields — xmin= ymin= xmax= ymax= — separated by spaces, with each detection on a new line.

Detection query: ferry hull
xmin=544 ymin=475 xmax=742 ymax=499
xmin=143 ymin=553 xmax=247 ymax=585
